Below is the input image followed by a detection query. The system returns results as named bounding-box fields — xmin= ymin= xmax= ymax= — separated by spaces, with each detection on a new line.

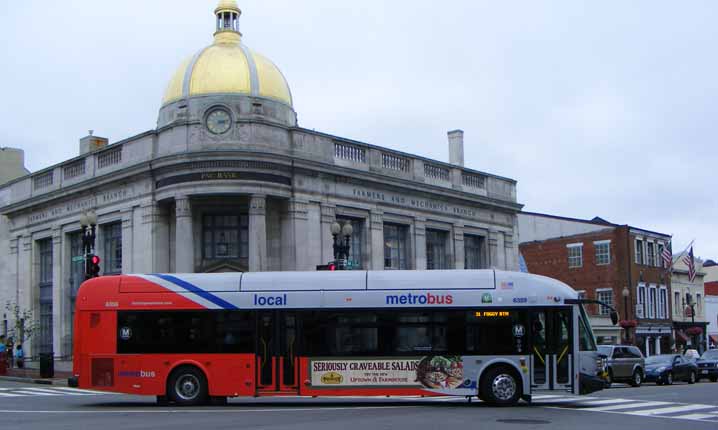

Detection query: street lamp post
xmin=80 ymin=211 xmax=98 ymax=280
xmin=330 ymin=221 xmax=353 ymax=270
xmin=622 ymin=286 xmax=630 ymax=344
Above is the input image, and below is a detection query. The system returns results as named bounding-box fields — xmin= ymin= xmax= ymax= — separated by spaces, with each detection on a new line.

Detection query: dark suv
xmin=597 ymin=345 xmax=645 ymax=387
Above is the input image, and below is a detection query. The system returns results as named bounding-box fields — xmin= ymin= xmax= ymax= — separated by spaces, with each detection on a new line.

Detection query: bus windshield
xmin=578 ymin=304 xmax=596 ymax=351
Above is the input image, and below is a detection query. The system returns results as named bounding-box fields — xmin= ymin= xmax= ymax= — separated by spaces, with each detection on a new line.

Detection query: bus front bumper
xmin=579 ymin=373 xmax=606 ymax=395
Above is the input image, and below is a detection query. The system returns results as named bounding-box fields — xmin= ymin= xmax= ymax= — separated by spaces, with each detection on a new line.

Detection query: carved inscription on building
xmin=27 ymin=188 xmax=133 ymax=224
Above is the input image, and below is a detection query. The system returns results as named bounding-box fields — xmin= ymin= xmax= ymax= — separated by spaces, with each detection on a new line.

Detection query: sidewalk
xmin=0 ymin=367 xmax=71 ymax=386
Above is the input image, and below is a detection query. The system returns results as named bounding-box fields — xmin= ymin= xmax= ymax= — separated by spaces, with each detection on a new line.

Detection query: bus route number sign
xmin=474 ymin=311 xmax=510 ymax=318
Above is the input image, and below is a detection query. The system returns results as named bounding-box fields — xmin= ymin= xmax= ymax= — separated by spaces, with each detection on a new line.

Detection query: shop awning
xmin=675 ymin=330 xmax=688 ymax=343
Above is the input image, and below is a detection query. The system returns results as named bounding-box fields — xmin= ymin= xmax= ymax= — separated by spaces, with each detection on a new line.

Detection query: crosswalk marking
xmin=0 ymin=392 xmax=25 ymax=397
xmin=672 ymin=413 xmax=718 ymax=420
xmin=625 ymin=404 xmax=716 ymax=416
xmin=50 ymin=387 xmax=114 ymax=395
xmin=579 ymin=398 xmax=630 ymax=406
xmin=580 ymin=400 xmax=671 ymax=411
xmin=12 ymin=390 xmax=61 ymax=396
xmin=20 ymin=387 xmax=91 ymax=396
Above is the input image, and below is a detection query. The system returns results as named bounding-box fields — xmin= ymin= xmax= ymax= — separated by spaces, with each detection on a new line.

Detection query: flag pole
xmin=672 ymin=239 xmax=695 ymax=264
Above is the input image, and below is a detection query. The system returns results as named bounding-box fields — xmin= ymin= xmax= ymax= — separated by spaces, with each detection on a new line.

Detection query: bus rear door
xmin=530 ymin=308 xmax=573 ymax=392
xmin=256 ymin=311 xmax=299 ymax=394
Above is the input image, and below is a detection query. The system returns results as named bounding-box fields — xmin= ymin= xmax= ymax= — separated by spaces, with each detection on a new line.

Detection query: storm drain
xmin=496 ymin=419 xmax=551 ymax=425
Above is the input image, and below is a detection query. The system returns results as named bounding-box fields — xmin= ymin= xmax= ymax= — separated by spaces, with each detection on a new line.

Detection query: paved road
xmin=1 ymin=379 xmax=717 ymax=430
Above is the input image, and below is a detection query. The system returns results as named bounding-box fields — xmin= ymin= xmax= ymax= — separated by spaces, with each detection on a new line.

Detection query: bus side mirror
xmin=610 ymin=311 xmax=618 ymax=326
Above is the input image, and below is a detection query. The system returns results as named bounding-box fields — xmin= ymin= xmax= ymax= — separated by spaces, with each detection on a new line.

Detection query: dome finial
xmin=214 ymin=0 xmax=242 ymax=43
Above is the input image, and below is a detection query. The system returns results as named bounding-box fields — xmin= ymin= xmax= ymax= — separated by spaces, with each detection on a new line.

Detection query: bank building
xmin=0 ymin=1 xmax=521 ymax=369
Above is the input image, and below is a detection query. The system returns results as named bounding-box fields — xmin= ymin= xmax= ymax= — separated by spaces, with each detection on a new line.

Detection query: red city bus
xmin=70 ymin=270 xmax=607 ymax=406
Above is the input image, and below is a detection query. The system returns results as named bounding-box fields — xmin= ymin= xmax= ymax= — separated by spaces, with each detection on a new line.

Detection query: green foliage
xmin=4 ymin=301 xmax=40 ymax=343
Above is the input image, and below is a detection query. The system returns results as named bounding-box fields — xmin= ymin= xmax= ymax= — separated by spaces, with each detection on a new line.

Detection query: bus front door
xmin=257 ymin=311 xmax=299 ymax=394
xmin=530 ymin=309 xmax=573 ymax=392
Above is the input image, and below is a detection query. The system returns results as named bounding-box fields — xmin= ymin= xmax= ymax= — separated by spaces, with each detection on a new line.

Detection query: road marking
xmin=11 ymin=390 xmax=62 ymax=396
xmin=625 ymin=404 xmax=717 ymax=416
xmin=0 ymin=392 xmax=26 ymax=397
xmin=536 ymin=396 xmax=595 ymax=403
xmin=578 ymin=401 xmax=671 ymax=411
xmin=672 ymin=413 xmax=718 ymax=420
xmin=578 ymin=398 xmax=630 ymax=406
xmin=19 ymin=387 xmax=91 ymax=396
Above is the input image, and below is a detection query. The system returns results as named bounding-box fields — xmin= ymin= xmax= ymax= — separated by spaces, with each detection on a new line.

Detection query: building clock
xmin=206 ymin=108 xmax=231 ymax=134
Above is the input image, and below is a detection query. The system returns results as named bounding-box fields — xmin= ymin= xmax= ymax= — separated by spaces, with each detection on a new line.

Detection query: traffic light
xmin=316 ymin=262 xmax=336 ymax=271
xmin=86 ymin=254 xmax=101 ymax=279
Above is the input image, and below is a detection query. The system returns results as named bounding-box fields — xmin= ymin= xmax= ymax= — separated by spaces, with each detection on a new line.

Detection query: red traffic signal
xmin=91 ymin=255 xmax=101 ymax=265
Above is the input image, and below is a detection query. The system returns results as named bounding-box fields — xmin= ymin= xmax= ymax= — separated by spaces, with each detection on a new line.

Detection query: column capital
xmin=287 ymin=198 xmax=308 ymax=220
xmin=249 ymin=195 xmax=267 ymax=216
xmin=370 ymin=209 xmax=383 ymax=231
xmin=175 ymin=196 xmax=191 ymax=218
xmin=320 ymin=203 xmax=336 ymax=224
xmin=414 ymin=217 xmax=426 ymax=236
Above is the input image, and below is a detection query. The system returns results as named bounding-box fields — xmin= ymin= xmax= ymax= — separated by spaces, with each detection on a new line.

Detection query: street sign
xmin=72 ymin=256 xmax=85 ymax=262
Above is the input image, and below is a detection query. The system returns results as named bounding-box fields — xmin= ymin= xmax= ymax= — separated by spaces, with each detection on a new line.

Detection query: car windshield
xmin=701 ymin=350 xmax=718 ymax=360
xmin=645 ymin=355 xmax=674 ymax=365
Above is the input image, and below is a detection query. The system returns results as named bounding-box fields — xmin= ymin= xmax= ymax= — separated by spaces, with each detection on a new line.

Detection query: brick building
xmin=519 ymin=213 xmax=673 ymax=356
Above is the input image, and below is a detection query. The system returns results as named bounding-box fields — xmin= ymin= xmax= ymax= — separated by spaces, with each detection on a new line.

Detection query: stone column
xmin=121 ymin=208 xmax=133 ymax=274
xmin=51 ymin=227 xmax=63 ymax=357
xmin=174 ymin=196 xmax=194 ymax=273
xmin=369 ymin=209 xmax=384 ymax=270
xmin=283 ymin=198 xmax=309 ymax=270
xmin=488 ymin=229 xmax=499 ymax=268
xmin=320 ymin=204 xmax=336 ymax=264
xmin=504 ymin=232 xmax=517 ymax=271
xmin=496 ymin=231 xmax=506 ymax=270
xmin=655 ymin=336 xmax=661 ymax=355
xmin=414 ymin=217 xmax=426 ymax=270
xmin=645 ymin=336 xmax=651 ymax=357
xmin=453 ymin=224 xmax=465 ymax=270
xmin=249 ymin=195 xmax=267 ymax=272
xmin=140 ymin=201 xmax=166 ymax=273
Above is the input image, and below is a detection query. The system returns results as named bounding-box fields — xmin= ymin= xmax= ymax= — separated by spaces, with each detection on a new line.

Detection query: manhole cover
xmin=496 ymin=419 xmax=550 ymax=425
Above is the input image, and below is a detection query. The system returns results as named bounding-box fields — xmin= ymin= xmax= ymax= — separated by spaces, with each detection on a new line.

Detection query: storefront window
xmin=384 ymin=224 xmax=408 ymax=270
xmin=202 ymin=214 xmax=249 ymax=260
xmin=102 ymin=222 xmax=123 ymax=275
xmin=426 ymin=229 xmax=448 ymax=270
xmin=464 ymin=235 xmax=485 ymax=269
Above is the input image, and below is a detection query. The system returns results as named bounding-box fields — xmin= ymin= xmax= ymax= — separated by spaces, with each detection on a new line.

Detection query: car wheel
xmin=629 ymin=369 xmax=643 ymax=387
xmin=480 ymin=366 xmax=522 ymax=406
xmin=665 ymin=372 xmax=673 ymax=385
xmin=688 ymin=371 xmax=696 ymax=384
xmin=168 ymin=366 xmax=208 ymax=406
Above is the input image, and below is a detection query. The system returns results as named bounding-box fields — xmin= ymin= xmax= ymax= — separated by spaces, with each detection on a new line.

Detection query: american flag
xmin=683 ymin=246 xmax=696 ymax=282
xmin=661 ymin=242 xmax=673 ymax=269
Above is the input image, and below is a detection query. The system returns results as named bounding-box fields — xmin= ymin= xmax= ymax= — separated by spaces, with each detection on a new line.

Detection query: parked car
xmin=644 ymin=354 xmax=698 ymax=385
xmin=597 ymin=345 xmax=645 ymax=387
xmin=695 ymin=349 xmax=718 ymax=382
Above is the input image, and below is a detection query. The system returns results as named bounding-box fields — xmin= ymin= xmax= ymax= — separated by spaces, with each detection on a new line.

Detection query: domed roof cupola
xmin=158 ymin=0 xmax=296 ymax=128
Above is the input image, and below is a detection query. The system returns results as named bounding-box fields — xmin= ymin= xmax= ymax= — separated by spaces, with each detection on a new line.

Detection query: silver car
xmin=597 ymin=345 xmax=645 ymax=387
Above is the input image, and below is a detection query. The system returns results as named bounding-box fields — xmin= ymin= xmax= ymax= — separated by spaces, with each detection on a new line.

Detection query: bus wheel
xmin=168 ymin=366 xmax=208 ymax=406
xmin=481 ymin=366 xmax=522 ymax=406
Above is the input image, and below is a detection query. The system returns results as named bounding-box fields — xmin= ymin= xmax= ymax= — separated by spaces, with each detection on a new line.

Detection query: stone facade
xmin=0 ymin=108 xmax=521 ymax=368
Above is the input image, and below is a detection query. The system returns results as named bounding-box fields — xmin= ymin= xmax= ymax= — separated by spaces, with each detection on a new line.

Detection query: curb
xmin=0 ymin=375 xmax=68 ymax=386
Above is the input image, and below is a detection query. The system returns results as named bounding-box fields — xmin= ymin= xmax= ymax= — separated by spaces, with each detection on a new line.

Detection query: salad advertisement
xmin=309 ymin=356 xmax=464 ymax=389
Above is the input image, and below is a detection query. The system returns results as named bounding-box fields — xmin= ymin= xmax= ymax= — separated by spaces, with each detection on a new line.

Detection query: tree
xmin=4 ymin=301 xmax=40 ymax=344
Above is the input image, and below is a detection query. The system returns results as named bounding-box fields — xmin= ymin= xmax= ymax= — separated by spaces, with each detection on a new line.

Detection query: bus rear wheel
xmin=168 ymin=366 xmax=208 ymax=406
xmin=480 ymin=366 xmax=522 ymax=406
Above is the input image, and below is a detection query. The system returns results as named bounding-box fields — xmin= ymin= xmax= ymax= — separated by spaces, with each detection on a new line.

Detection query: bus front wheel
xmin=167 ymin=366 xmax=209 ymax=406
xmin=480 ymin=366 xmax=522 ymax=406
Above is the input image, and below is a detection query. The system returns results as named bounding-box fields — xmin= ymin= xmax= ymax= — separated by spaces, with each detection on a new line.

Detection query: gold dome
xmin=162 ymin=1 xmax=293 ymax=107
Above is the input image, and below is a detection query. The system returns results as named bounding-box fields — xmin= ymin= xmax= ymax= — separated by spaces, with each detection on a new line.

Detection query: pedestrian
xmin=0 ymin=334 xmax=6 ymax=353
xmin=5 ymin=337 xmax=13 ymax=367
xmin=14 ymin=344 xmax=24 ymax=369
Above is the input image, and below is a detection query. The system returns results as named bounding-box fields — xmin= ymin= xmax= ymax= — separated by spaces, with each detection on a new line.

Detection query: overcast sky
xmin=1 ymin=1 xmax=716 ymax=260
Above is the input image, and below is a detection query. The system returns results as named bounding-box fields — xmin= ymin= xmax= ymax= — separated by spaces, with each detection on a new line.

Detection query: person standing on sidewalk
xmin=14 ymin=344 xmax=24 ymax=369
xmin=0 ymin=335 xmax=6 ymax=372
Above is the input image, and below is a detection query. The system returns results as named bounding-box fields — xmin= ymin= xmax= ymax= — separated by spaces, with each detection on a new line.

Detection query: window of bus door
xmin=578 ymin=305 xmax=597 ymax=351
xmin=530 ymin=309 xmax=572 ymax=389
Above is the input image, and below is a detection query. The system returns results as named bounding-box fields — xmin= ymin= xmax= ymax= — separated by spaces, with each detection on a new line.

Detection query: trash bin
xmin=39 ymin=352 xmax=54 ymax=378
